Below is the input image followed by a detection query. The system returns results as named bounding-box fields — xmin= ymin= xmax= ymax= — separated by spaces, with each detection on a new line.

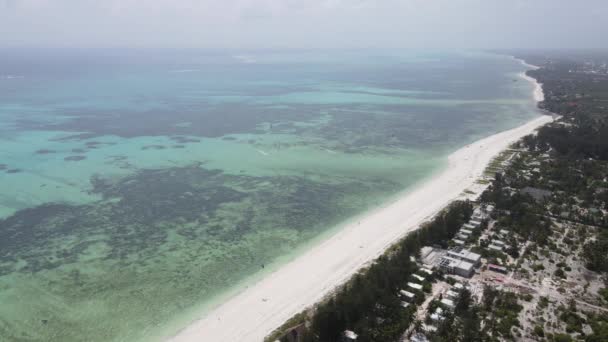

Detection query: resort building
xmin=492 ymin=239 xmax=506 ymax=247
xmin=440 ymin=298 xmax=455 ymax=309
xmin=457 ymin=233 xmax=470 ymax=240
xmin=446 ymin=249 xmax=481 ymax=266
xmin=419 ymin=267 xmax=433 ymax=276
xmin=342 ymin=330 xmax=358 ymax=342
xmin=438 ymin=256 xmax=475 ymax=278
xmin=445 ymin=290 xmax=459 ymax=300
xmin=420 ymin=247 xmax=443 ymax=266
xmin=407 ymin=282 xmax=423 ymax=292
xmin=460 ymin=228 xmax=473 ymax=235
xmin=412 ymin=274 xmax=425 ymax=283
xmin=488 ymin=244 xmax=503 ymax=252
xmin=400 ymin=289 xmax=416 ymax=301
xmin=453 ymin=238 xmax=465 ymax=246
xmin=463 ymin=223 xmax=477 ymax=230
xmin=469 ymin=219 xmax=482 ymax=226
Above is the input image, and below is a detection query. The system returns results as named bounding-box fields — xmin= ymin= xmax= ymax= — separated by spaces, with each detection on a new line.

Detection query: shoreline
xmin=168 ymin=63 xmax=553 ymax=342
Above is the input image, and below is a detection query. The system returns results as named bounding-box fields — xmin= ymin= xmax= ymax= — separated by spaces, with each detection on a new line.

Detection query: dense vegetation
xmin=516 ymin=52 xmax=608 ymax=272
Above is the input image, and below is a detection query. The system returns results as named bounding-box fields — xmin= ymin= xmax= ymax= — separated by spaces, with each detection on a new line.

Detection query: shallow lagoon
xmin=0 ymin=50 xmax=539 ymax=341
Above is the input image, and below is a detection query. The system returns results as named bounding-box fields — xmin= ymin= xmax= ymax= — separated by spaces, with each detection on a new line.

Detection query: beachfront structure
xmin=447 ymin=249 xmax=481 ymax=266
xmin=453 ymin=238 xmax=465 ymax=246
xmin=412 ymin=274 xmax=425 ymax=283
xmin=419 ymin=268 xmax=433 ymax=277
xmin=440 ymin=298 xmax=455 ymax=309
xmin=400 ymin=289 xmax=416 ymax=301
xmin=463 ymin=223 xmax=477 ymax=230
xmin=420 ymin=247 xmax=443 ymax=266
xmin=445 ymin=290 xmax=459 ymax=300
xmin=342 ymin=330 xmax=358 ymax=341
xmin=460 ymin=228 xmax=473 ymax=235
xmin=492 ymin=239 xmax=506 ymax=247
xmin=488 ymin=244 xmax=503 ymax=252
xmin=457 ymin=233 xmax=469 ymax=240
xmin=407 ymin=282 xmax=423 ymax=291
xmin=469 ymin=219 xmax=482 ymax=227
xmin=438 ymin=256 xmax=474 ymax=278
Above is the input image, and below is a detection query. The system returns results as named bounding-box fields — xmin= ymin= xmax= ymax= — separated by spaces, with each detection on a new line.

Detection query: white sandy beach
xmin=168 ymin=65 xmax=552 ymax=342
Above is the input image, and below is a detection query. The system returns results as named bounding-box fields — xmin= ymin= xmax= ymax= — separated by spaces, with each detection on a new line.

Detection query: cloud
xmin=0 ymin=0 xmax=606 ymax=48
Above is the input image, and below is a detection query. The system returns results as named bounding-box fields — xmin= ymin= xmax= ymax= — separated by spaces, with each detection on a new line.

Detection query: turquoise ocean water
xmin=0 ymin=49 xmax=540 ymax=341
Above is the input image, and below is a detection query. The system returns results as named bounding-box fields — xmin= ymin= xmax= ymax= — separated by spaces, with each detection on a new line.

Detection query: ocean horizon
xmin=0 ymin=49 xmax=541 ymax=341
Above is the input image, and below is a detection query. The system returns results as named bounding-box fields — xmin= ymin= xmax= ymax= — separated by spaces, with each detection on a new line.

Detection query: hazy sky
xmin=1 ymin=0 xmax=607 ymax=49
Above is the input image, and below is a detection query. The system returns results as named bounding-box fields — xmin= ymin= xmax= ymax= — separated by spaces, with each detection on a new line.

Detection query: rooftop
xmin=344 ymin=330 xmax=358 ymax=340
xmin=463 ymin=223 xmax=477 ymax=230
xmin=407 ymin=282 xmax=423 ymax=291
xmin=446 ymin=290 xmax=459 ymax=299
xmin=488 ymin=244 xmax=503 ymax=251
xmin=419 ymin=268 xmax=433 ymax=275
xmin=400 ymin=289 xmax=415 ymax=298
xmin=440 ymin=298 xmax=455 ymax=308
xmin=412 ymin=274 xmax=425 ymax=282
xmin=447 ymin=249 xmax=481 ymax=263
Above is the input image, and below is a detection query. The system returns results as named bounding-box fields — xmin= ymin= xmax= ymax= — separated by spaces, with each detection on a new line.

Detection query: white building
xmin=463 ymin=223 xmax=477 ymax=230
xmin=453 ymin=238 xmax=465 ymax=246
xmin=419 ymin=268 xmax=433 ymax=276
xmin=407 ymin=282 xmax=423 ymax=291
xmin=343 ymin=330 xmax=358 ymax=341
xmin=400 ymin=289 xmax=416 ymax=300
xmin=447 ymin=249 xmax=481 ymax=266
xmin=460 ymin=228 xmax=473 ymax=235
xmin=457 ymin=233 xmax=470 ymax=240
xmin=469 ymin=219 xmax=482 ymax=227
xmin=440 ymin=298 xmax=455 ymax=309
xmin=488 ymin=244 xmax=503 ymax=252
xmin=412 ymin=274 xmax=425 ymax=283
xmin=438 ymin=256 xmax=475 ymax=278
xmin=493 ymin=239 xmax=506 ymax=247
xmin=430 ymin=307 xmax=445 ymax=322
xmin=445 ymin=290 xmax=459 ymax=300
